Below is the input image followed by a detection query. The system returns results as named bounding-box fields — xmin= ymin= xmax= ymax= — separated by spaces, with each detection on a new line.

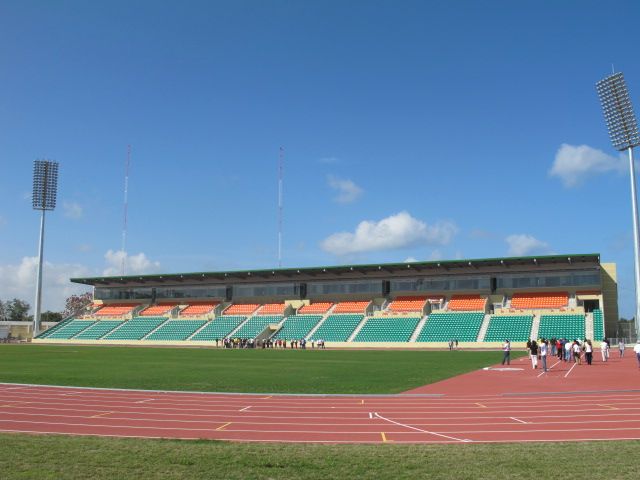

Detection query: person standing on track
xmin=619 ymin=339 xmax=625 ymax=358
xmin=634 ymin=340 xmax=640 ymax=368
xmin=539 ymin=338 xmax=548 ymax=372
xmin=529 ymin=339 xmax=538 ymax=369
xmin=501 ymin=339 xmax=511 ymax=365
xmin=564 ymin=340 xmax=572 ymax=362
xmin=600 ymin=339 xmax=609 ymax=362
xmin=584 ymin=339 xmax=593 ymax=365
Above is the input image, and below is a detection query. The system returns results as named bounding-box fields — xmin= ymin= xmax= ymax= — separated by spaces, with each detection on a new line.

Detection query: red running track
xmin=1 ymin=352 xmax=639 ymax=444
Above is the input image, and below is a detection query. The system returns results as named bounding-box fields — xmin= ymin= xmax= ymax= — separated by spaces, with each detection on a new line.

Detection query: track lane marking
xmin=216 ymin=422 xmax=232 ymax=431
xmin=239 ymin=406 xmax=251 ymax=412
xmin=564 ymin=362 xmax=578 ymax=378
xmin=372 ymin=412 xmax=471 ymax=443
xmin=90 ymin=411 xmax=113 ymax=418
xmin=509 ymin=417 xmax=528 ymax=424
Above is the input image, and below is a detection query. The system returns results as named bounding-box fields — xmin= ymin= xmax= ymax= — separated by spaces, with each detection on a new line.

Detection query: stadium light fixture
xmin=32 ymin=159 xmax=59 ymax=336
xmin=596 ymin=72 xmax=640 ymax=339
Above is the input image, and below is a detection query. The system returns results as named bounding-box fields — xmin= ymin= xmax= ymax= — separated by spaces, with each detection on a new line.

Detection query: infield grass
xmin=0 ymin=433 xmax=637 ymax=479
xmin=0 ymin=344 xmax=523 ymax=394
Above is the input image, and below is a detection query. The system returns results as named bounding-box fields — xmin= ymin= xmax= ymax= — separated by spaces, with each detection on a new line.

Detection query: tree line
xmin=0 ymin=292 xmax=93 ymax=323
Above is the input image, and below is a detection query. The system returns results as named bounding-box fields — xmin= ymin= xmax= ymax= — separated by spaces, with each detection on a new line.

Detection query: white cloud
xmin=404 ymin=256 xmax=417 ymax=263
xmin=506 ymin=234 xmax=550 ymax=256
xmin=103 ymin=250 xmax=161 ymax=276
xmin=549 ymin=144 xmax=626 ymax=187
xmin=327 ymin=175 xmax=363 ymax=204
xmin=0 ymin=257 xmax=92 ymax=313
xmin=429 ymin=249 xmax=443 ymax=261
xmin=63 ymin=201 xmax=83 ymax=219
xmin=0 ymin=250 xmax=162 ymax=313
xmin=321 ymin=211 xmax=458 ymax=255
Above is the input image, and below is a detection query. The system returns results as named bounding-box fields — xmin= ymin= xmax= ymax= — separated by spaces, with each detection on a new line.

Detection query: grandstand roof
xmin=71 ymin=253 xmax=601 ymax=287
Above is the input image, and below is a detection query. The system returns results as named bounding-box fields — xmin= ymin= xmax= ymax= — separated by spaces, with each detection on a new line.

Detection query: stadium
xmin=33 ymin=253 xmax=617 ymax=348
xmin=3 ymin=2 xmax=640 ymax=478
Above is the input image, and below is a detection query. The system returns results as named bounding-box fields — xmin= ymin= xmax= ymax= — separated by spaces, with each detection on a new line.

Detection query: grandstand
xmin=31 ymin=253 xmax=617 ymax=348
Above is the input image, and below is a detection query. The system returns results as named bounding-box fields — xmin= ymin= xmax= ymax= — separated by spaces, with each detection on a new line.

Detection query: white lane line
xmin=135 ymin=399 xmax=154 ymax=404
xmin=372 ymin=412 xmax=471 ymax=443
xmin=368 ymin=412 xmax=373 ymax=419
xmin=565 ymin=362 xmax=578 ymax=378
xmin=239 ymin=406 xmax=251 ymax=412
xmin=537 ymin=359 xmax=561 ymax=377
xmin=510 ymin=417 xmax=528 ymax=424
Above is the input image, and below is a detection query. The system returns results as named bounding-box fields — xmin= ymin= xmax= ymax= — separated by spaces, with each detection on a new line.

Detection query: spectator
xmin=501 ymin=339 xmax=511 ymax=365
xmin=619 ymin=339 xmax=625 ymax=358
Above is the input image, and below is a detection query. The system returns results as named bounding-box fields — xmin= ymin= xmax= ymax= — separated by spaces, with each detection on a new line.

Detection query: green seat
xmin=538 ymin=314 xmax=585 ymax=340
xmin=483 ymin=315 xmax=533 ymax=342
xmin=311 ymin=314 xmax=364 ymax=341
xmin=74 ymin=320 xmax=123 ymax=339
xmin=190 ymin=316 xmax=246 ymax=341
xmin=234 ymin=316 xmax=282 ymax=339
xmin=593 ymin=309 xmax=604 ymax=340
xmin=45 ymin=320 xmax=96 ymax=339
xmin=416 ymin=312 xmax=484 ymax=342
xmin=103 ymin=317 xmax=168 ymax=340
xmin=273 ymin=315 xmax=322 ymax=340
xmin=146 ymin=320 xmax=207 ymax=341
xmin=353 ymin=317 xmax=420 ymax=342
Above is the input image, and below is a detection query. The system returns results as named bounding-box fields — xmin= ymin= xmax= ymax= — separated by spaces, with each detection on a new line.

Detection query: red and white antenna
xmin=278 ymin=146 xmax=284 ymax=268
xmin=121 ymin=145 xmax=131 ymax=276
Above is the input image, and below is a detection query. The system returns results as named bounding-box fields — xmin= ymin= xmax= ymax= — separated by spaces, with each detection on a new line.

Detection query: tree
xmin=41 ymin=311 xmax=63 ymax=323
xmin=0 ymin=299 xmax=5 ymax=321
xmin=6 ymin=299 xmax=30 ymax=322
xmin=64 ymin=292 xmax=93 ymax=318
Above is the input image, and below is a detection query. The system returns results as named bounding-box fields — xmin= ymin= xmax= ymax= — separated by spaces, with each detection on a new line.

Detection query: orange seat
xmin=510 ymin=292 xmax=568 ymax=309
xmin=224 ymin=303 xmax=260 ymax=315
xmin=448 ymin=295 xmax=486 ymax=311
xmin=139 ymin=303 xmax=176 ymax=316
xmin=333 ymin=301 xmax=370 ymax=313
xmin=259 ymin=303 xmax=286 ymax=315
xmin=180 ymin=303 xmax=219 ymax=316
xmin=388 ymin=296 xmax=427 ymax=312
xmin=298 ymin=302 xmax=333 ymax=314
xmin=95 ymin=304 xmax=137 ymax=316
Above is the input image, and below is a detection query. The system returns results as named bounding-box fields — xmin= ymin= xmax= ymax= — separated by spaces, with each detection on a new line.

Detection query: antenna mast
xmin=278 ymin=146 xmax=284 ymax=267
xmin=121 ymin=145 xmax=130 ymax=275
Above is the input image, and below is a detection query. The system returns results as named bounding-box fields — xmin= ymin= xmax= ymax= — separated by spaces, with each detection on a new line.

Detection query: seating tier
xmin=353 ymin=317 xmax=420 ymax=342
xmin=259 ymin=304 xmax=286 ymax=315
xmin=273 ymin=315 xmax=323 ymax=339
xmin=298 ymin=303 xmax=333 ymax=314
xmin=537 ymin=314 xmax=585 ymax=340
xmin=224 ymin=304 xmax=260 ymax=315
xmin=387 ymin=296 xmax=426 ymax=313
xmin=311 ymin=314 xmax=364 ymax=341
xmin=139 ymin=304 xmax=175 ymax=316
xmin=45 ymin=320 xmax=96 ymax=339
xmin=95 ymin=304 xmax=137 ymax=317
xmin=103 ymin=317 xmax=168 ymax=340
xmin=233 ymin=316 xmax=282 ymax=339
xmin=145 ymin=320 xmax=206 ymax=341
xmin=448 ymin=295 xmax=486 ymax=311
xmin=333 ymin=301 xmax=369 ymax=314
xmin=483 ymin=315 xmax=533 ymax=342
xmin=180 ymin=303 xmax=218 ymax=316
xmin=511 ymin=292 xmax=568 ymax=309
xmin=190 ymin=316 xmax=246 ymax=341
xmin=74 ymin=320 xmax=124 ymax=339
xmin=417 ymin=312 xmax=484 ymax=342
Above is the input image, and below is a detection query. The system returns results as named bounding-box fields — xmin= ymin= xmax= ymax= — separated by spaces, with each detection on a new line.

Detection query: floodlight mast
xmin=596 ymin=72 xmax=640 ymax=339
xmin=32 ymin=160 xmax=59 ymax=337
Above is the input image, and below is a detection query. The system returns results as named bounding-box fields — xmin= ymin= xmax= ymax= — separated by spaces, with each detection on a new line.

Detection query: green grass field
xmin=0 ymin=344 xmax=523 ymax=394
xmin=1 ymin=433 xmax=638 ymax=479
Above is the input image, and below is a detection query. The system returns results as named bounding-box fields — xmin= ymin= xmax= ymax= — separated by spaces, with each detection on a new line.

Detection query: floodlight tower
xmin=32 ymin=159 xmax=59 ymax=336
xmin=596 ymin=72 xmax=640 ymax=338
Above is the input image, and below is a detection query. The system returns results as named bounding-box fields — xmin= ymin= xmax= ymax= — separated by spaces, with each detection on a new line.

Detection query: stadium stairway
xmin=529 ymin=315 xmax=540 ymax=340
xmin=185 ymin=321 xmax=212 ymax=340
xmin=140 ymin=319 xmax=173 ymax=340
xmin=585 ymin=312 xmax=594 ymax=340
xmin=347 ymin=316 xmax=370 ymax=342
xmin=475 ymin=314 xmax=493 ymax=342
xmin=304 ymin=307 xmax=338 ymax=340
xmin=409 ymin=317 xmax=428 ymax=342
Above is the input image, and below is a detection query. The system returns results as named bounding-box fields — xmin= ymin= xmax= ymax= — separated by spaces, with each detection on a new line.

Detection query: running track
xmin=1 ymin=352 xmax=639 ymax=444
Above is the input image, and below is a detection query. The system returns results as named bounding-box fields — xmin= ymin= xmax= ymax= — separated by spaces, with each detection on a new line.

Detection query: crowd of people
xmin=214 ymin=337 xmax=326 ymax=349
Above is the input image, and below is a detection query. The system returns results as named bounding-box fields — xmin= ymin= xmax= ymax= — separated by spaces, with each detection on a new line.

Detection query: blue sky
xmin=1 ymin=0 xmax=640 ymax=315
